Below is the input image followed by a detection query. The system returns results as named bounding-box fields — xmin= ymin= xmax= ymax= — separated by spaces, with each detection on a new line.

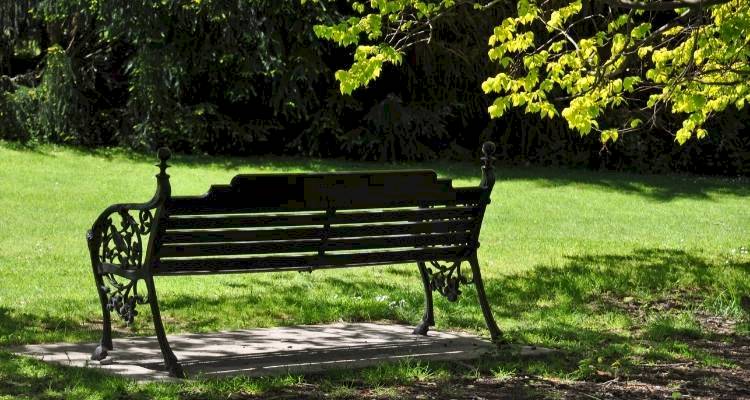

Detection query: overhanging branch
xmin=600 ymin=0 xmax=731 ymax=11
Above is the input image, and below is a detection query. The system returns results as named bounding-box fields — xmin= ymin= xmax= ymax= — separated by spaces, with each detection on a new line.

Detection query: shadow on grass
xmin=138 ymin=247 xmax=750 ymax=379
xmin=1 ymin=248 xmax=748 ymax=383
xmin=487 ymin=248 xmax=736 ymax=313
xmin=0 ymin=350 xmax=309 ymax=399
xmin=464 ymin=248 xmax=750 ymax=377
xmin=497 ymin=166 xmax=750 ymax=202
xmin=0 ymin=351 xmax=151 ymax=399
xmin=154 ymin=274 xmax=420 ymax=332
xmin=0 ymin=307 xmax=100 ymax=346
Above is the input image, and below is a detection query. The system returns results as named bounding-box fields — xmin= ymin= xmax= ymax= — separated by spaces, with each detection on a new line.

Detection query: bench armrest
xmin=90 ymin=200 xmax=159 ymax=235
xmin=87 ymin=148 xmax=172 ymax=274
xmin=87 ymin=202 xmax=160 ymax=274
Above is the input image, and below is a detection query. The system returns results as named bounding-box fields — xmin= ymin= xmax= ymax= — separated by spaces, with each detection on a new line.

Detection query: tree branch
xmin=600 ymin=0 xmax=731 ymax=11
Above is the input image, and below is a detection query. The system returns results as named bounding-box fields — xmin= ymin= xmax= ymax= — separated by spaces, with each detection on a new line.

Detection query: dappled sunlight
xmin=11 ymin=323 xmax=494 ymax=382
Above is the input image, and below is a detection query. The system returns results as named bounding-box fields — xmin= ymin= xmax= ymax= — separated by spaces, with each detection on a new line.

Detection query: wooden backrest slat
xmin=158 ymin=232 xmax=472 ymax=258
xmin=154 ymin=246 xmax=469 ymax=275
xmin=168 ymin=212 xmax=326 ymax=230
xmin=162 ymin=226 xmax=322 ymax=243
xmin=332 ymin=219 xmax=473 ymax=238
xmin=160 ymin=219 xmax=474 ymax=244
xmin=166 ymin=206 xmax=477 ymax=230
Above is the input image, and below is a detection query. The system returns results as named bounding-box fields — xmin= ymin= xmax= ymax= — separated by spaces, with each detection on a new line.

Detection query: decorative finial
xmin=157 ymin=147 xmax=171 ymax=176
xmin=480 ymin=141 xmax=496 ymax=190
xmin=481 ymin=141 xmax=496 ymax=167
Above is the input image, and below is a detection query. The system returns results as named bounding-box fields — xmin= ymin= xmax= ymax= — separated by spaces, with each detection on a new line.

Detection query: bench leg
xmin=468 ymin=255 xmax=503 ymax=343
xmin=144 ymin=275 xmax=185 ymax=378
xmin=413 ymin=262 xmax=435 ymax=335
xmin=88 ymin=231 xmax=113 ymax=361
xmin=91 ymin=272 xmax=114 ymax=361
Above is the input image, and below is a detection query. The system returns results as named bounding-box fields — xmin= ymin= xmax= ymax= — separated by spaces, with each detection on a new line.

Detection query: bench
xmin=86 ymin=142 xmax=502 ymax=378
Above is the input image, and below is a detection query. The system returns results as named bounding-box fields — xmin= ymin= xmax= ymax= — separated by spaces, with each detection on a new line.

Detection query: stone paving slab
xmin=10 ymin=323 xmax=502 ymax=381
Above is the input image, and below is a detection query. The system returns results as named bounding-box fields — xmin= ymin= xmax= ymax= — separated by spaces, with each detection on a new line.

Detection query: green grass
xmin=1 ymin=141 xmax=749 ymax=398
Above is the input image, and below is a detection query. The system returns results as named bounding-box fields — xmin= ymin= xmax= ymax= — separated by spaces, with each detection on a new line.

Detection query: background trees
xmin=1 ymin=0 xmax=338 ymax=152
xmin=1 ymin=0 xmax=749 ymax=174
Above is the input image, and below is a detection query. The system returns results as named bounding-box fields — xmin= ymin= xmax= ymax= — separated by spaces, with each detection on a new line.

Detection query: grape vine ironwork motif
xmin=427 ymin=261 xmax=473 ymax=302
xmin=99 ymin=209 xmax=153 ymax=269
xmin=99 ymin=278 xmax=148 ymax=325
xmin=95 ymin=209 xmax=155 ymax=324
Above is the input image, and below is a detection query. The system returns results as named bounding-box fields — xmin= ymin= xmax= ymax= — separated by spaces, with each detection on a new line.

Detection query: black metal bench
xmin=86 ymin=142 xmax=502 ymax=378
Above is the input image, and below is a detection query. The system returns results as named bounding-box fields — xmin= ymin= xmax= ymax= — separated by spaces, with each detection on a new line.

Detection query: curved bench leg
xmin=468 ymin=255 xmax=503 ymax=343
xmin=88 ymin=231 xmax=113 ymax=361
xmin=413 ymin=262 xmax=435 ymax=335
xmin=144 ymin=275 xmax=185 ymax=378
xmin=91 ymin=272 xmax=113 ymax=360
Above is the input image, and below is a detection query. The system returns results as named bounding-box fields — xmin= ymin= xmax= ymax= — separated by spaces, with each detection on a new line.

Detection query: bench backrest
xmin=146 ymin=144 xmax=497 ymax=275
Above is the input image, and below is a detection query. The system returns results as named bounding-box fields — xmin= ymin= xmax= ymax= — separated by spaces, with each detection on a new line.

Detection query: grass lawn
xmin=1 ymin=141 xmax=748 ymax=399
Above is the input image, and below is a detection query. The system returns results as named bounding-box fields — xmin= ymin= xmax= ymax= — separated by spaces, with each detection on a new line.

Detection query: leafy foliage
xmin=314 ymin=0 xmax=750 ymax=146
xmin=342 ymin=94 xmax=452 ymax=160
xmin=1 ymin=0 xmax=338 ymax=152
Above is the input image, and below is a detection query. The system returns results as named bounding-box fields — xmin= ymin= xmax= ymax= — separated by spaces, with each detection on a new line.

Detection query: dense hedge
xmin=1 ymin=1 xmax=748 ymax=175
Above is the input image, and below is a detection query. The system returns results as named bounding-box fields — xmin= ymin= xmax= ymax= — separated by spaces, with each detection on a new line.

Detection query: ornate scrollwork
xmin=100 ymin=276 xmax=149 ymax=325
xmin=94 ymin=208 xmax=155 ymax=324
xmin=427 ymin=261 xmax=473 ymax=302
xmin=99 ymin=209 xmax=153 ymax=269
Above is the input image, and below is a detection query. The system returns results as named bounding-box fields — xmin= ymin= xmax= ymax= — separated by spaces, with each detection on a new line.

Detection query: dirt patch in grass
xmin=545 ymin=334 xmax=749 ymax=399
xmin=233 ymin=360 xmax=750 ymax=399
xmin=231 ymin=300 xmax=750 ymax=400
xmin=228 ymin=329 xmax=750 ymax=399
xmin=233 ymin=350 xmax=749 ymax=399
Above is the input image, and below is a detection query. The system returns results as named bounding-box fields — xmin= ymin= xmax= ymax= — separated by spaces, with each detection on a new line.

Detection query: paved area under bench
xmin=10 ymin=323 xmax=525 ymax=381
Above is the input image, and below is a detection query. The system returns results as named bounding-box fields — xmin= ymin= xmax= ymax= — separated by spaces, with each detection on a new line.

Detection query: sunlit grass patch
xmin=645 ymin=312 xmax=704 ymax=341
xmin=636 ymin=340 xmax=737 ymax=369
